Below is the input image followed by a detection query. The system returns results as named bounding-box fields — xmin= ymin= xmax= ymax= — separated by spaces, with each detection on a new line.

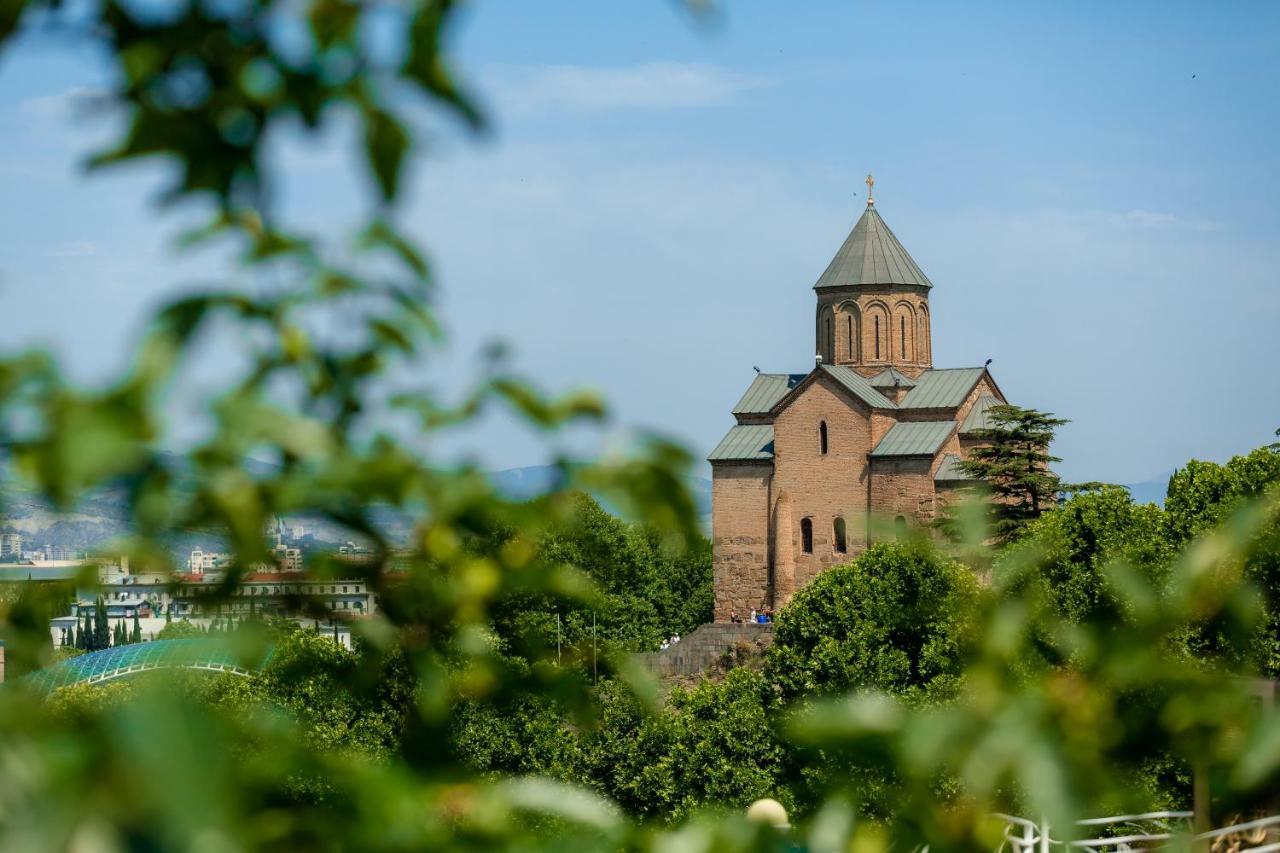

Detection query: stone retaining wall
xmin=636 ymin=622 xmax=775 ymax=677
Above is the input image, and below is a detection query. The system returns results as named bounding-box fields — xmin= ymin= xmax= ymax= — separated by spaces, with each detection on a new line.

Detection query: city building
xmin=188 ymin=549 xmax=230 ymax=575
xmin=0 ymin=533 xmax=23 ymax=559
xmin=709 ymin=180 xmax=1010 ymax=620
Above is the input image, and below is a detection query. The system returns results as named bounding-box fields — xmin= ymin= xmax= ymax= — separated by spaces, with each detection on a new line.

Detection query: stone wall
xmin=868 ymin=456 xmax=936 ymax=526
xmin=636 ymin=622 xmax=775 ymax=678
xmin=711 ymin=462 xmax=772 ymax=622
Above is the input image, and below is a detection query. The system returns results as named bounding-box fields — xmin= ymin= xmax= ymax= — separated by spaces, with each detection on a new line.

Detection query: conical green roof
xmin=813 ymin=205 xmax=932 ymax=290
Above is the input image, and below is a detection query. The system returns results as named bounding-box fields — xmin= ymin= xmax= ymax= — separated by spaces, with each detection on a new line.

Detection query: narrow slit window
xmin=801 ymin=518 xmax=814 ymax=553
xmin=819 ymin=421 xmax=828 ymax=455
xmin=846 ymin=315 xmax=854 ymax=359
xmin=874 ymin=317 xmax=881 ymax=359
xmin=834 ymin=517 xmax=847 ymax=553
xmin=900 ymin=316 xmax=906 ymax=358
xmin=826 ymin=316 xmax=833 ymax=359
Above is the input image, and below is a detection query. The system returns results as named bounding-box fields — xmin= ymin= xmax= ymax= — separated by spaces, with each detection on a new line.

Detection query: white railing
xmin=996 ymin=812 xmax=1280 ymax=853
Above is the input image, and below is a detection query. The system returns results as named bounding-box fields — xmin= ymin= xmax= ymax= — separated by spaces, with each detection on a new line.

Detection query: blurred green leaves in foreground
xmin=1 ymin=0 xmax=1279 ymax=849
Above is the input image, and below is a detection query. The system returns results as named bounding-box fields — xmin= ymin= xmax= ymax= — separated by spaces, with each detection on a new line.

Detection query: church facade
xmin=709 ymin=182 xmax=1008 ymax=621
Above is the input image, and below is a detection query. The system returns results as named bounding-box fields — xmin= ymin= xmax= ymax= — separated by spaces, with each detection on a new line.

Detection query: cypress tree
xmin=94 ymin=597 xmax=109 ymax=650
xmin=131 ymin=612 xmax=142 ymax=644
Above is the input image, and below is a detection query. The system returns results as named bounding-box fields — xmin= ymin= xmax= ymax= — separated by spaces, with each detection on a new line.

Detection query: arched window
xmin=833 ymin=517 xmax=847 ymax=553
xmin=900 ymin=316 xmax=906 ymax=358
xmin=819 ymin=421 xmax=828 ymax=455
xmin=825 ymin=315 xmax=833 ymax=360
xmin=874 ymin=316 xmax=881 ymax=359
xmin=846 ymin=315 xmax=854 ymax=359
xmin=801 ymin=518 xmax=814 ymax=553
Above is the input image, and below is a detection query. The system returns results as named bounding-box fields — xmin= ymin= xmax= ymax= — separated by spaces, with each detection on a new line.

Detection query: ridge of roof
xmin=817 ymin=364 xmax=898 ymax=410
xmin=813 ymin=206 xmax=932 ymax=290
xmin=869 ymin=366 xmax=917 ymax=389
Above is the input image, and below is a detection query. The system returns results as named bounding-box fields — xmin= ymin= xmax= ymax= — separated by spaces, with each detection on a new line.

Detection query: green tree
xmin=131 ymin=612 xmax=142 ymax=644
xmin=953 ymin=404 xmax=1069 ymax=543
xmin=1165 ymin=445 xmax=1280 ymax=674
xmin=767 ymin=542 xmax=978 ymax=703
xmin=1011 ymin=485 xmax=1174 ymax=624
xmin=93 ymin=597 xmax=109 ymax=651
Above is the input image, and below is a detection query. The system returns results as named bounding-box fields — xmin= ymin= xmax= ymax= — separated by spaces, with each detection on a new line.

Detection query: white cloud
xmin=482 ymin=62 xmax=768 ymax=118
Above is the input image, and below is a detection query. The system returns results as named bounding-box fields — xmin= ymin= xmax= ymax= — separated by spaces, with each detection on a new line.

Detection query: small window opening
xmin=801 ymin=518 xmax=814 ymax=554
xmin=874 ymin=316 xmax=881 ymax=359
xmin=900 ymin=316 xmax=906 ymax=358
xmin=826 ymin=315 xmax=833 ymax=360
xmin=819 ymin=421 xmax=828 ymax=455
xmin=846 ymin=315 xmax=854 ymax=359
xmin=834 ymin=517 xmax=847 ymax=553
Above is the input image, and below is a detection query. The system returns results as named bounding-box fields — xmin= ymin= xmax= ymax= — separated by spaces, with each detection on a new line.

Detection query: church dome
xmin=813 ymin=204 xmax=932 ymax=290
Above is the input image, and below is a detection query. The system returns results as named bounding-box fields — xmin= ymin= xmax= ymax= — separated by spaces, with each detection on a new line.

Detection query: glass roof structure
xmin=20 ymin=639 xmax=271 ymax=694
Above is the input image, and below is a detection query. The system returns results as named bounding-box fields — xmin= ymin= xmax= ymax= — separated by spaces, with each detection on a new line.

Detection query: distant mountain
xmin=490 ymin=465 xmax=713 ymax=517
xmin=1123 ymin=472 xmax=1172 ymax=507
xmin=0 ymin=460 xmax=714 ymax=559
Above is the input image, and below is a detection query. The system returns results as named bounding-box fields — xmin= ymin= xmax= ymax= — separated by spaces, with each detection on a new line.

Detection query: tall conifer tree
xmin=94 ymin=597 xmax=109 ymax=650
xmin=953 ymin=404 xmax=1069 ymax=543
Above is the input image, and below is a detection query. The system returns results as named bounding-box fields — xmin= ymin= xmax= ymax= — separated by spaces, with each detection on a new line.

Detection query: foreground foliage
xmin=0 ymin=0 xmax=1278 ymax=849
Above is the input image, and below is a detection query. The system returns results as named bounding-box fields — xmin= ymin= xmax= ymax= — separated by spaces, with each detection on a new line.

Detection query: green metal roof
xmin=934 ymin=453 xmax=974 ymax=482
xmin=732 ymin=373 xmax=806 ymax=415
xmin=708 ymin=424 xmax=775 ymax=462
xmin=819 ymin=365 xmax=898 ymax=410
xmin=870 ymin=420 xmax=954 ymax=457
xmin=899 ymin=367 xmax=986 ymax=409
xmin=959 ymin=394 xmax=1003 ymax=434
xmin=813 ymin=206 xmax=932 ymax=290
xmin=869 ymin=366 xmax=917 ymax=389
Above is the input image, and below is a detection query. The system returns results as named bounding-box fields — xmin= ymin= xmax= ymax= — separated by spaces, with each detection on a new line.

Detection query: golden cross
xmin=865 ymin=173 xmax=875 ymax=206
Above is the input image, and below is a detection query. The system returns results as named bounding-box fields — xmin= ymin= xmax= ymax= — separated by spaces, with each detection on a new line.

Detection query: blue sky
xmin=1 ymin=1 xmax=1278 ymax=484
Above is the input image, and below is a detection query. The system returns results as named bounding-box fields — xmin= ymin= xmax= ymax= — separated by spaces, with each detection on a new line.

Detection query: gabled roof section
xmin=818 ymin=365 xmax=898 ymax=410
xmin=708 ymin=424 xmax=775 ymax=462
xmin=732 ymin=373 xmax=806 ymax=415
xmin=934 ymin=453 xmax=974 ymax=482
xmin=899 ymin=367 xmax=987 ymax=409
xmin=959 ymin=394 xmax=1003 ymax=434
xmin=871 ymin=421 xmax=954 ymax=457
xmin=813 ymin=206 xmax=932 ymax=290
xmin=869 ymin=367 xmax=917 ymax=389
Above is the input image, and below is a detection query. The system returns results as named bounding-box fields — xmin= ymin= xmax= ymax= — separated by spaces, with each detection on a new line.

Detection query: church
xmin=709 ymin=178 xmax=1008 ymax=621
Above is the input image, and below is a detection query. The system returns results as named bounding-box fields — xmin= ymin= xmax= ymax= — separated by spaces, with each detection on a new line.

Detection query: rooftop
xmin=813 ymin=205 xmax=932 ymax=290
xmin=871 ymin=421 xmax=955 ymax=457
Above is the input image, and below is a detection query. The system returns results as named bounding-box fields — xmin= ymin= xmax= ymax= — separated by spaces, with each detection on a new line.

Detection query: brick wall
xmin=869 ymin=456 xmax=937 ymax=527
xmin=771 ymin=373 xmax=872 ymax=596
xmin=711 ymin=462 xmax=772 ymax=621
xmin=815 ymin=284 xmax=932 ymax=376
